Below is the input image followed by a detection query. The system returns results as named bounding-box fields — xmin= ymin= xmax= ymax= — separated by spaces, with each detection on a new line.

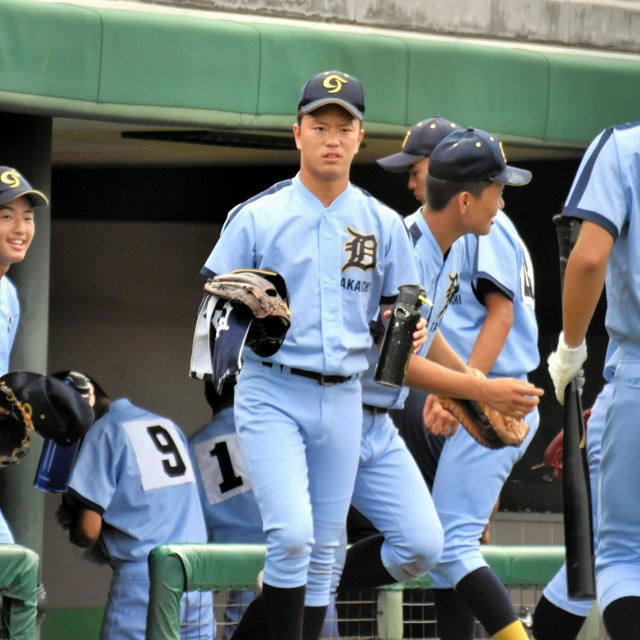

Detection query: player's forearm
xmin=562 ymin=224 xmax=611 ymax=346
xmin=405 ymin=355 xmax=483 ymax=398
xmin=467 ymin=293 xmax=513 ymax=374
xmin=424 ymin=332 xmax=467 ymax=372
xmin=69 ymin=508 xmax=102 ymax=548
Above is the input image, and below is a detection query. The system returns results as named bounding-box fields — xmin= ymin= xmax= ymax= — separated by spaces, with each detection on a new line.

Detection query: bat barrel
xmin=562 ymin=379 xmax=596 ymax=598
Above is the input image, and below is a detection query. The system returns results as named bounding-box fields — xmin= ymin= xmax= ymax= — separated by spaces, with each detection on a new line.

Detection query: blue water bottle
xmin=34 ymin=438 xmax=81 ymax=493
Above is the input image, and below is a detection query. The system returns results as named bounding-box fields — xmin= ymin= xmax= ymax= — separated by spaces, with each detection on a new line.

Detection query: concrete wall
xmin=138 ymin=0 xmax=640 ymax=53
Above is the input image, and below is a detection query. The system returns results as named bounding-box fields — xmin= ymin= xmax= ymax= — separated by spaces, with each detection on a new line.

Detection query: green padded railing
xmin=146 ymin=543 xmax=565 ymax=640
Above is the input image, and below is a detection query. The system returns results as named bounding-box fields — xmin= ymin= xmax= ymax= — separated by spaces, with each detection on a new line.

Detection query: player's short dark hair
xmin=426 ymin=175 xmax=493 ymax=211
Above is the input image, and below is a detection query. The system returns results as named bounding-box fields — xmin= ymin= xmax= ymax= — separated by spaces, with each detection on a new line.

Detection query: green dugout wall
xmin=0 ymin=0 xmax=639 ymax=148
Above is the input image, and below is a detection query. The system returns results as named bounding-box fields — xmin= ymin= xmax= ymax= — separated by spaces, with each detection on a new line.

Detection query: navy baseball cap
xmin=377 ymin=117 xmax=461 ymax=172
xmin=0 ymin=167 xmax=48 ymax=208
xmin=297 ymin=70 xmax=365 ymax=120
xmin=429 ymin=128 xmax=532 ymax=186
xmin=1 ymin=371 xmax=94 ymax=447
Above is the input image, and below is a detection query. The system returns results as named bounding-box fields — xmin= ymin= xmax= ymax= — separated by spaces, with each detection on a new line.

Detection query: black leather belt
xmin=363 ymin=404 xmax=389 ymax=415
xmin=261 ymin=362 xmax=353 ymax=386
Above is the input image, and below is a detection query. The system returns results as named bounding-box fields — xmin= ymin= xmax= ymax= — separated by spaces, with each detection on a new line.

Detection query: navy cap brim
xmin=376 ymin=151 xmax=424 ymax=173
xmin=490 ymin=165 xmax=532 ymax=187
xmin=298 ymin=98 xmax=363 ymax=120
xmin=0 ymin=188 xmax=49 ymax=208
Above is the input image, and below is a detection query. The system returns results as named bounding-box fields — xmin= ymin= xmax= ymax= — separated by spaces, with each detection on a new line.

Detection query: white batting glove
xmin=547 ymin=332 xmax=587 ymax=405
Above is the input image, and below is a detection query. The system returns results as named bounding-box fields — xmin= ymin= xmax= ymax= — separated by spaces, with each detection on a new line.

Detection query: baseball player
xmin=62 ymin=372 xmax=215 ymax=640
xmin=338 ymin=127 xmax=538 ymax=640
xmin=201 ymin=70 xmax=426 ymax=640
xmin=377 ymin=117 xmax=461 ymax=496
xmin=421 ymin=138 xmax=540 ymax=640
xmin=189 ymin=381 xmax=263 ymax=639
xmin=0 ymin=166 xmax=48 ymax=544
xmin=532 ymin=341 xmax=619 ymax=639
xmin=547 ymin=122 xmax=640 ymax=640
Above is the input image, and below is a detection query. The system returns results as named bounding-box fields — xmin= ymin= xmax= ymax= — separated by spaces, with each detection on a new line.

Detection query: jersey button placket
xmin=319 ymin=210 xmax=341 ymax=371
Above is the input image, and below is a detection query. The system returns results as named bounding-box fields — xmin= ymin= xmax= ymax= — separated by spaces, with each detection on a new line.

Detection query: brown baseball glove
xmin=204 ymin=269 xmax=291 ymax=357
xmin=0 ymin=379 xmax=35 ymax=468
xmin=435 ymin=368 xmax=529 ymax=450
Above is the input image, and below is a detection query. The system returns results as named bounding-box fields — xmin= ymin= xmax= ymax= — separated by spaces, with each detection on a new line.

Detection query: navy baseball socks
xmin=530 ymin=594 xmax=587 ymax=639
xmin=602 ymin=596 xmax=640 ymax=640
xmin=337 ymin=533 xmax=395 ymax=591
xmin=434 ymin=566 xmax=528 ymax=639
xmin=230 ymin=584 xmax=305 ymax=640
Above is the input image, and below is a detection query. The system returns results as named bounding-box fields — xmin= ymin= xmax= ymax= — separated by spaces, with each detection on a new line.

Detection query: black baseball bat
xmin=553 ymin=214 xmax=596 ymax=599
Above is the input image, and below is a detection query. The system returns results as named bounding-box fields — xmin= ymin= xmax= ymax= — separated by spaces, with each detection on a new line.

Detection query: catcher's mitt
xmin=435 ymin=368 xmax=529 ymax=450
xmin=204 ymin=268 xmax=291 ymax=357
xmin=0 ymin=379 xmax=34 ymax=468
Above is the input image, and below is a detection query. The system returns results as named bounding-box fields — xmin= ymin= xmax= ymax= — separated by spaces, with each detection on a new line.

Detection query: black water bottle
xmin=374 ymin=284 xmax=428 ymax=388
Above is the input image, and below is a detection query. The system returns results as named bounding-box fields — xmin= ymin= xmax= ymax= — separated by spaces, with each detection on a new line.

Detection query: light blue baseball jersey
xmin=68 ymin=398 xmax=207 ymax=562
xmin=404 ymin=208 xmax=466 ymax=356
xmin=563 ymin=121 xmax=640 ymax=356
xmin=0 ymin=277 xmax=19 ymax=375
xmin=439 ymin=210 xmax=539 ymax=378
xmin=202 ymin=174 xmax=420 ymax=376
xmin=360 ymin=208 xmax=465 ymax=409
xmin=0 ymin=276 xmax=19 ymax=544
xmin=189 ymin=407 xmax=264 ymax=544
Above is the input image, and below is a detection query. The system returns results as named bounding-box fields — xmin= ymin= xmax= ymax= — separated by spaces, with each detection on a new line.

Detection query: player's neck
xmin=422 ymin=206 xmax=461 ymax=256
xmin=0 ymin=265 xmax=10 ymax=279
xmin=298 ymin=171 xmax=349 ymax=208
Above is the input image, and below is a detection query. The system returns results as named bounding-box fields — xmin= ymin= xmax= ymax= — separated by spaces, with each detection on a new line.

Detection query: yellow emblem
xmin=322 ymin=74 xmax=348 ymax=94
xmin=499 ymin=141 xmax=508 ymax=163
xmin=0 ymin=170 xmax=21 ymax=188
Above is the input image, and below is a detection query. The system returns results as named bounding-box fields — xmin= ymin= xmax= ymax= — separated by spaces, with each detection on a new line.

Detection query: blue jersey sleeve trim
xmin=67 ymin=488 xmax=106 ymax=516
xmin=380 ymin=294 xmax=398 ymax=305
xmin=562 ymin=208 xmax=618 ymax=240
xmin=474 ymin=272 xmax=513 ymax=302
xmin=408 ymin=222 xmax=422 ymax=246
xmin=564 ymin=127 xmax=614 ymax=212
xmin=223 ymin=179 xmax=293 ymax=231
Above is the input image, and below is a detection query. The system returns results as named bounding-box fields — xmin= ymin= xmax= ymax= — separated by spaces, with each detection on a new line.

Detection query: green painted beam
xmin=0 ymin=0 xmax=639 ymax=147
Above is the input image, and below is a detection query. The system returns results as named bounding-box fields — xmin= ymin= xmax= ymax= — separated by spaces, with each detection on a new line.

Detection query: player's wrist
xmin=557 ymin=332 xmax=587 ymax=364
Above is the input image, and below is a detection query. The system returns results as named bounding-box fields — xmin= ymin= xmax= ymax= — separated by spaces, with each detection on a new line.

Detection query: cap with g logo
xmin=429 ymin=128 xmax=532 ymax=186
xmin=0 ymin=167 xmax=48 ymax=208
xmin=377 ymin=117 xmax=462 ymax=172
xmin=297 ymin=70 xmax=365 ymax=120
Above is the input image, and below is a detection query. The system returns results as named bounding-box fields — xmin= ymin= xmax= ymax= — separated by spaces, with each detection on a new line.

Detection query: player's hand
xmin=412 ymin=317 xmax=427 ymax=353
xmin=479 ymin=377 xmax=544 ymax=419
xmin=547 ymin=332 xmax=587 ymax=404
xmin=423 ymin=394 xmax=458 ymax=437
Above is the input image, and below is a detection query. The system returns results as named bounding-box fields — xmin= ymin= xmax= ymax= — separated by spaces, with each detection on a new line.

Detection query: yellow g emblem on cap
xmin=0 ymin=170 xmax=21 ymax=188
xmin=323 ymin=74 xmax=348 ymax=94
xmin=499 ymin=141 xmax=508 ymax=163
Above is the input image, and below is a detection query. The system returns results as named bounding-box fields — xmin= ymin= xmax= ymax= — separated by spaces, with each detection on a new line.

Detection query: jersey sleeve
xmin=563 ymin=128 xmax=626 ymax=240
xmin=472 ymin=217 xmax=520 ymax=302
xmin=381 ymin=214 xmax=421 ymax=303
xmin=201 ymin=206 xmax=257 ymax=277
xmin=67 ymin=417 xmax=120 ymax=514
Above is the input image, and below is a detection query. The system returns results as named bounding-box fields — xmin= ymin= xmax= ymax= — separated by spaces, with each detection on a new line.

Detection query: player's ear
xmin=293 ymin=122 xmax=302 ymax=151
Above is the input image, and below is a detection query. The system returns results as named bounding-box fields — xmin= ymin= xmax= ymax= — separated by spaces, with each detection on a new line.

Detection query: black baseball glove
xmin=0 ymin=379 xmax=34 ymax=468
